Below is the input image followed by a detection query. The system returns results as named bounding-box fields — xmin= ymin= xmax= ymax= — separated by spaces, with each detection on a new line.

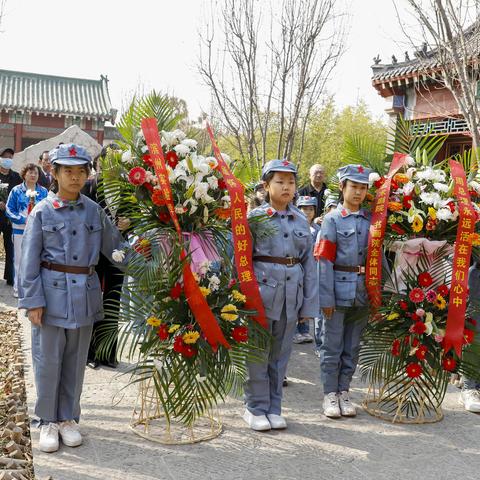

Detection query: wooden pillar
xmin=14 ymin=124 xmax=23 ymax=152
xmin=96 ymin=129 xmax=104 ymax=145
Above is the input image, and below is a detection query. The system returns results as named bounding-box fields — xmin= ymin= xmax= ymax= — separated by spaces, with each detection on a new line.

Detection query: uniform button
xmin=90 ymin=225 xmax=94 ymax=231
xmin=262 ymin=279 xmax=267 ymax=283
xmin=286 ymin=276 xmax=290 ymax=280
xmin=72 ymin=279 xmax=76 ymax=284
xmin=72 ymin=230 xmax=76 ymax=235
xmin=342 ymin=276 xmax=346 ymax=280
xmin=344 ymin=231 xmax=349 ymax=235
xmin=53 ymin=281 xmax=58 ymax=286
xmin=357 ymin=231 xmax=361 ymax=235
xmin=281 ymin=215 xmax=285 ymax=219
xmin=52 ymin=227 xmax=57 ymax=232
xmin=284 ymin=233 xmax=288 ymax=238
xmin=359 ymin=252 xmax=362 ymax=255
xmin=73 ymin=255 xmax=78 ymax=260
xmin=69 ymin=205 xmax=74 ymax=211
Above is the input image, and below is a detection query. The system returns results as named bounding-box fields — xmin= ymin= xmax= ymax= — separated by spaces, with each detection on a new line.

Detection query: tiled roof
xmin=0 ymin=69 xmax=114 ymax=120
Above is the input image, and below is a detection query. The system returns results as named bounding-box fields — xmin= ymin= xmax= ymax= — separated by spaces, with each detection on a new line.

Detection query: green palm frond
xmin=343 ymin=133 xmax=387 ymax=174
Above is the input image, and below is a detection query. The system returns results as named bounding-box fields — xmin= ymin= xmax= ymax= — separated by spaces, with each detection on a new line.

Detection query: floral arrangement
xmin=106 ymin=129 xmax=232 ymax=232
xmin=368 ymin=149 xmax=480 ymax=243
xmin=98 ymin=115 xmax=268 ymax=427
xmin=360 ymin=248 xmax=480 ymax=419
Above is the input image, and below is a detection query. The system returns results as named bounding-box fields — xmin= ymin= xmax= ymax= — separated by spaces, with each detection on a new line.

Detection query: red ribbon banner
xmin=141 ymin=118 xmax=230 ymax=351
xmin=443 ymin=159 xmax=477 ymax=356
xmin=206 ymin=123 xmax=267 ymax=329
xmin=366 ymin=152 xmax=409 ymax=307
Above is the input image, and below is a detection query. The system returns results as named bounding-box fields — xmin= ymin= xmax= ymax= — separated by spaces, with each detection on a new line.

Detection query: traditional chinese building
xmin=0 ymin=69 xmax=117 ymax=151
xmin=371 ymin=48 xmax=473 ymax=158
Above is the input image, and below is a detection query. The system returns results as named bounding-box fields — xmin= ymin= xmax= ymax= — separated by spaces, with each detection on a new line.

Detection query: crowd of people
xmin=0 ymin=143 xmax=478 ymax=453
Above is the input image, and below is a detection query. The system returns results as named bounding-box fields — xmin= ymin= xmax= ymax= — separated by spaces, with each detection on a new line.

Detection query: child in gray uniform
xmin=243 ymin=159 xmax=318 ymax=431
xmin=18 ymin=144 xmax=129 ymax=453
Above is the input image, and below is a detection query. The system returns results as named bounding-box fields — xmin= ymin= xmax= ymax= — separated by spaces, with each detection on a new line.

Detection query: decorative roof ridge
xmin=0 ymin=68 xmax=108 ymax=84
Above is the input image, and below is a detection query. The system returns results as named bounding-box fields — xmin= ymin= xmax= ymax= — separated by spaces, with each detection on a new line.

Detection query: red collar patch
xmin=266 ymin=207 xmax=276 ymax=217
xmin=341 ymin=209 xmax=348 ymax=217
xmin=69 ymin=147 xmax=77 ymax=157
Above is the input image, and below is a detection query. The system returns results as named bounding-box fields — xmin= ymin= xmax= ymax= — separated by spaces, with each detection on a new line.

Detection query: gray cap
xmin=337 ymin=164 xmax=372 ymax=184
xmin=261 ymin=159 xmax=297 ymax=180
xmin=297 ymin=195 xmax=317 ymax=207
xmin=49 ymin=143 xmax=91 ymax=166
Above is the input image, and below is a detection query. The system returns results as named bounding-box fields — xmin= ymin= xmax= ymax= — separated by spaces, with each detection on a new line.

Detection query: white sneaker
xmin=58 ymin=420 xmax=82 ymax=447
xmin=323 ymin=392 xmax=341 ymax=418
xmin=338 ymin=391 xmax=357 ymax=417
xmin=243 ymin=409 xmax=271 ymax=431
xmin=39 ymin=422 xmax=59 ymax=453
xmin=459 ymin=389 xmax=480 ymax=413
xmin=13 ymin=289 xmax=18 ymax=298
xmin=314 ymin=349 xmax=321 ymax=358
xmin=292 ymin=333 xmax=305 ymax=344
xmin=302 ymin=333 xmax=314 ymax=343
xmin=267 ymin=414 xmax=287 ymax=429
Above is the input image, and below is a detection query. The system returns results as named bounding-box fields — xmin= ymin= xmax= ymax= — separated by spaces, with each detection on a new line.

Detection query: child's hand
xmin=117 ymin=217 xmax=131 ymax=231
xmin=27 ymin=307 xmax=43 ymax=326
xmin=322 ymin=307 xmax=334 ymax=319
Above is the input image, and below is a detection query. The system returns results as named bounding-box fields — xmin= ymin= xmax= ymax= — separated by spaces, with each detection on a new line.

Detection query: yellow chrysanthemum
xmin=428 ymin=207 xmax=437 ymax=221
xmin=388 ymin=201 xmax=403 ymax=212
xmin=139 ymin=238 xmax=151 ymax=248
xmin=221 ymin=304 xmax=238 ymax=322
xmin=183 ymin=331 xmax=200 ymax=344
xmin=168 ymin=324 xmax=181 ymax=333
xmin=394 ymin=173 xmax=409 ymax=184
xmin=470 ymin=232 xmax=480 ymax=246
xmin=199 ymin=286 xmax=211 ymax=297
xmin=146 ymin=316 xmax=161 ymax=327
xmin=232 ymin=290 xmax=247 ymax=303
xmin=412 ymin=215 xmax=423 ymax=233
xmin=435 ymin=295 xmax=446 ymax=310
xmin=387 ymin=312 xmax=399 ymax=321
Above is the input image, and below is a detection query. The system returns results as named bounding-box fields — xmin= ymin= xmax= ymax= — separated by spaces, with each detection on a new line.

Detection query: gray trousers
xmin=244 ymin=308 xmax=297 ymax=416
xmin=31 ymin=324 xmax=93 ymax=423
xmin=320 ymin=307 xmax=368 ymax=394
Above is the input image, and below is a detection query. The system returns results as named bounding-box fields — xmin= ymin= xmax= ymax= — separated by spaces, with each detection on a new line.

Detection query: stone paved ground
xmin=0 ymin=277 xmax=479 ymax=480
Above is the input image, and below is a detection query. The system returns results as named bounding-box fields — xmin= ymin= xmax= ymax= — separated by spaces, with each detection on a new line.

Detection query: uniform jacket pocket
xmin=334 ymin=270 xmax=357 ymax=301
xmin=86 ymin=274 xmax=103 ymax=318
xmin=43 ymin=275 xmax=68 ymax=318
xmin=258 ymin=277 xmax=279 ymax=310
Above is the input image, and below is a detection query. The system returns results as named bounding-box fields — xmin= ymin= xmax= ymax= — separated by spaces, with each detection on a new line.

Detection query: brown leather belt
xmin=41 ymin=261 xmax=95 ymax=275
xmin=334 ymin=264 xmax=366 ymax=274
xmin=253 ymin=256 xmax=301 ymax=267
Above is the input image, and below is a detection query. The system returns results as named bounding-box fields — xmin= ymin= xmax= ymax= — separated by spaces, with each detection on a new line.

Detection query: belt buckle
xmin=358 ymin=265 xmax=366 ymax=274
xmin=88 ymin=266 xmax=95 ymax=275
xmin=286 ymin=256 xmax=295 ymax=267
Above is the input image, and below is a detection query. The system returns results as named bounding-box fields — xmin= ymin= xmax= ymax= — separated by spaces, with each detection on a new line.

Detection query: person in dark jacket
xmin=0 ymin=147 xmax=22 ymax=286
xmin=297 ymin=164 xmax=327 ymax=223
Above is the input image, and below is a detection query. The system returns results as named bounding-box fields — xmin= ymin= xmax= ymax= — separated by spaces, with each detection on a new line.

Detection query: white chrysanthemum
xmin=208 ymin=275 xmax=221 ymax=292
xmin=174 ymin=144 xmax=191 ymax=157
xmin=181 ymin=138 xmax=198 ymax=149
xmin=406 ymin=155 xmax=415 ymax=166
xmin=436 ymin=208 xmax=454 ymax=221
xmin=112 ymin=249 xmax=126 ymax=262
xmin=172 ymin=129 xmax=187 ymax=142
xmin=198 ymin=261 xmax=211 ymax=275
xmin=369 ymin=172 xmax=381 ymax=184
xmin=206 ymin=175 xmax=218 ymax=190
xmin=420 ymin=191 xmax=442 ymax=206
xmin=469 ymin=181 xmax=480 ymax=193
xmin=121 ymin=150 xmax=133 ymax=164
xmin=433 ymin=182 xmax=449 ymax=192
xmin=161 ymin=131 xmax=176 ymax=147
xmin=141 ymin=145 xmax=149 ymax=153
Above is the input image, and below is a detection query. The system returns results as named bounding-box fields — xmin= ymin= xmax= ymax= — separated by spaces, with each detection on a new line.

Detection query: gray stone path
xmin=1 ymin=276 xmax=479 ymax=480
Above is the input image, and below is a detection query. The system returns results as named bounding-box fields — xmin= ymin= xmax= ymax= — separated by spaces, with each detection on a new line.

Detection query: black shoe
xmin=6 ymin=280 xmax=13 ymax=286
xmin=101 ymin=359 xmax=119 ymax=369
xmin=87 ymin=359 xmax=100 ymax=369
xmin=283 ymin=377 xmax=288 ymax=387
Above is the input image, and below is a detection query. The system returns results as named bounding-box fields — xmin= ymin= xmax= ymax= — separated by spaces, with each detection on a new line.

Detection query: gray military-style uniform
xmin=317 ymin=203 xmax=371 ymax=394
xmin=245 ymin=202 xmax=319 ymax=416
xmin=18 ymin=191 xmax=129 ymax=423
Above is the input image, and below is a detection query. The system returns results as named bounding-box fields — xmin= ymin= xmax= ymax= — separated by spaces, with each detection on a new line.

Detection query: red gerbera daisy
xmin=182 ymin=344 xmax=198 ymax=358
xmin=463 ymin=329 xmax=475 ymax=345
xmin=415 ymin=344 xmax=428 ymax=361
xmin=157 ymin=324 xmax=169 ymax=340
xmin=391 ymin=339 xmax=401 ymax=357
xmin=152 ymin=189 xmax=166 ymax=206
xmin=418 ymin=272 xmax=433 ymax=288
xmin=442 ymin=356 xmax=456 ymax=372
xmin=218 ymin=179 xmax=227 ymax=190
xmin=173 ymin=336 xmax=185 ymax=353
xmin=158 ymin=211 xmax=170 ymax=223
xmin=142 ymin=153 xmax=153 ymax=167
xmin=232 ymin=326 xmax=249 ymax=343
xmin=398 ymin=300 xmax=408 ymax=310
xmin=409 ymin=287 xmax=425 ymax=303
xmin=436 ymin=284 xmax=449 ymax=297
xmin=128 ymin=166 xmax=147 ymax=186
xmin=403 ymin=195 xmax=413 ymax=209
xmin=166 ymin=151 xmax=179 ymax=169
xmin=374 ymin=177 xmax=386 ymax=189
xmin=410 ymin=313 xmax=420 ymax=322
xmin=410 ymin=321 xmax=427 ymax=335
xmin=406 ymin=362 xmax=423 ymax=378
